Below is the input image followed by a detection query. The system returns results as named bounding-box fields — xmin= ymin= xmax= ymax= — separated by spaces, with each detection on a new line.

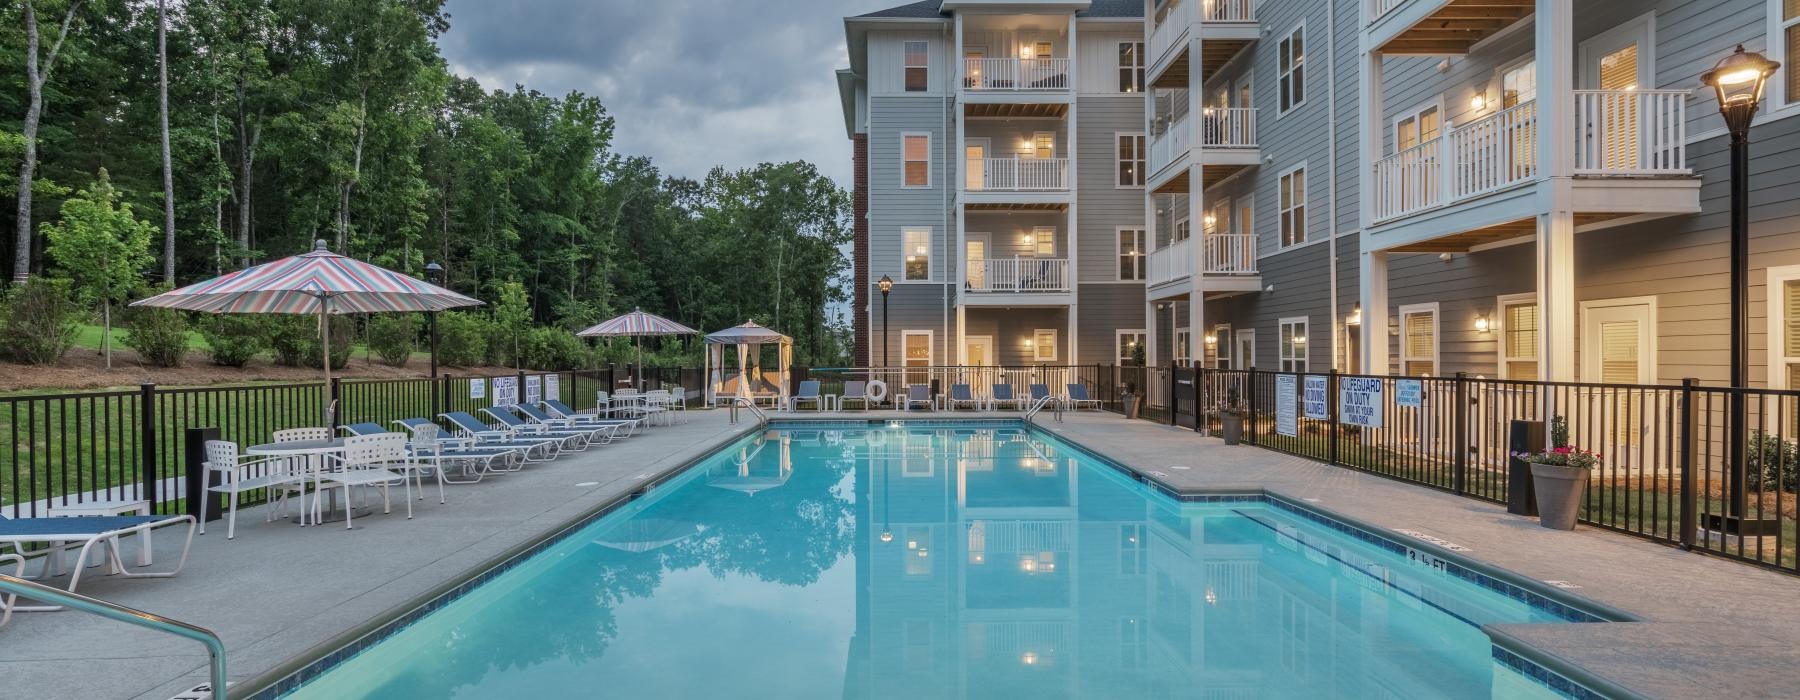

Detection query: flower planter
xmin=1220 ymin=413 xmax=1243 ymax=445
xmin=1530 ymin=462 xmax=1589 ymax=530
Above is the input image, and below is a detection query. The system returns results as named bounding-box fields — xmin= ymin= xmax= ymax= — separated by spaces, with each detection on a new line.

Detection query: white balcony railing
xmin=1147 ymin=237 xmax=1193 ymax=286
xmin=1201 ymin=107 xmax=1258 ymax=147
xmin=1150 ymin=115 xmax=1192 ymax=174
xmin=1207 ymin=0 xmax=1257 ymax=22
xmin=1574 ymin=89 xmax=1688 ymax=175
xmin=1151 ymin=0 xmax=1257 ymax=67
xmin=1202 ymin=233 xmax=1257 ymax=273
xmin=1370 ymin=91 xmax=1686 ymax=223
xmin=1366 ymin=0 xmax=1407 ymax=25
xmin=962 ymin=58 xmax=1071 ymax=91
xmin=965 ymin=158 xmax=1070 ymax=192
xmin=968 ymin=257 xmax=1071 ymax=293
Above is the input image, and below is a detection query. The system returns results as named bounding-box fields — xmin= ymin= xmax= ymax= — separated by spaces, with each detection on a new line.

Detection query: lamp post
xmin=425 ymin=262 xmax=444 ymax=378
xmin=1702 ymin=45 xmax=1780 ymax=536
xmin=878 ymin=275 xmax=894 ymax=368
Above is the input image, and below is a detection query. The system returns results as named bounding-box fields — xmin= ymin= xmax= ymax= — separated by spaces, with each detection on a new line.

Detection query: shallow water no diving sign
xmin=1302 ymin=375 xmax=1329 ymax=420
xmin=1339 ymin=377 xmax=1383 ymax=428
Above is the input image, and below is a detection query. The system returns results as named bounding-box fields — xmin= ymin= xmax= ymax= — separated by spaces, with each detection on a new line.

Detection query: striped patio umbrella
xmin=131 ymin=240 xmax=483 ymax=424
xmin=576 ymin=308 xmax=697 ymax=387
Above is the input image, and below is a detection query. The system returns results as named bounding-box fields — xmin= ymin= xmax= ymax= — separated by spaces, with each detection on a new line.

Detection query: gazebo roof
xmin=705 ymin=321 xmax=791 ymax=345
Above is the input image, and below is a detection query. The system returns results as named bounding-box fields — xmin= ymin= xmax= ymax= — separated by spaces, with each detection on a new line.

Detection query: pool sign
xmin=1339 ymin=377 xmax=1384 ymax=428
xmin=491 ymin=376 xmax=518 ymax=407
xmin=469 ymin=377 xmax=486 ymax=400
xmin=545 ymin=374 xmax=561 ymax=402
xmin=1274 ymin=375 xmax=1299 ymax=437
xmin=1396 ymin=379 xmax=1424 ymax=408
xmin=1302 ymin=376 xmax=1329 ymax=420
xmin=525 ymin=375 xmax=543 ymax=404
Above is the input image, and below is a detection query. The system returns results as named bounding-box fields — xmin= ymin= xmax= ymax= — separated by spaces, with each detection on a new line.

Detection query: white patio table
xmin=244 ymin=438 xmax=363 ymax=524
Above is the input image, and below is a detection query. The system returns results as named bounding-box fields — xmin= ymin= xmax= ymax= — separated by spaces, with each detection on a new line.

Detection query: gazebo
xmin=705 ymin=321 xmax=792 ymax=406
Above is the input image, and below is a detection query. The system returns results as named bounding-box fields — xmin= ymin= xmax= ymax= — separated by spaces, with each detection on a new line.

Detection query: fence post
xmin=607 ymin=363 xmax=616 ymax=392
xmin=1167 ymin=363 xmax=1178 ymax=427
xmin=1679 ymin=378 xmax=1697 ymax=550
xmin=1193 ymin=366 xmax=1205 ymax=434
xmin=1453 ymin=372 xmax=1469 ymax=495
xmin=138 ymin=383 xmax=159 ymax=512
xmin=1328 ymin=370 xmax=1339 ymax=466
xmin=1246 ymin=366 xmax=1259 ymax=445
xmin=439 ymin=374 xmax=451 ymax=416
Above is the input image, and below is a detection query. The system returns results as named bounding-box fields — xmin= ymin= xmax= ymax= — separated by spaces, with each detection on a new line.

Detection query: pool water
xmin=284 ymin=423 xmax=1587 ymax=699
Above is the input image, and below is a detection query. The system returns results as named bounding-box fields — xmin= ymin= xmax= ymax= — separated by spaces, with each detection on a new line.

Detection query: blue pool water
xmin=283 ymin=423 xmax=1592 ymax=699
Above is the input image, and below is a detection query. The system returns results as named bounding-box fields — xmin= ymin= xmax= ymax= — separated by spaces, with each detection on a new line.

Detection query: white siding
xmin=870 ymin=30 xmax=955 ymax=96
xmin=1079 ymin=30 xmax=1146 ymax=95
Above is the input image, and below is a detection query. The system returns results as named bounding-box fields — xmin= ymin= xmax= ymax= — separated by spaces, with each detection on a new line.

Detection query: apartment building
xmin=843 ymin=0 xmax=1800 ymax=390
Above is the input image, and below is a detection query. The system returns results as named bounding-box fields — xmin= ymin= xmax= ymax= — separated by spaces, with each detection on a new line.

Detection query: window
xmin=1172 ymin=217 xmax=1191 ymax=243
xmin=1118 ymin=228 xmax=1146 ymax=281
xmin=1026 ymin=226 xmax=1055 ymax=257
xmin=1768 ymin=266 xmax=1800 ymax=388
xmin=903 ymin=228 xmax=931 ymax=280
xmin=1175 ymin=327 xmax=1191 ymax=367
xmin=1279 ymin=318 xmax=1309 ymax=372
xmin=1278 ymin=26 xmax=1305 ymax=114
xmin=904 ymin=41 xmax=929 ymax=92
xmin=1238 ymin=78 xmax=1253 ymax=109
xmin=1499 ymin=294 xmax=1539 ymax=380
xmin=1394 ymin=102 xmax=1442 ymax=153
xmin=1032 ymin=328 xmax=1058 ymax=362
xmin=1783 ymin=1 xmax=1800 ymax=106
xmin=1117 ymin=329 xmax=1147 ymax=366
xmin=1116 ymin=133 xmax=1146 ymax=187
xmin=1502 ymin=60 xmax=1537 ymax=109
xmin=1212 ymin=324 xmax=1232 ymax=369
xmin=1279 ymin=165 xmax=1307 ymax=247
xmin=903 ymin=330 xmax=933 ymax=368
xmin=1400 ymin=303 xmax=1439 ymax=376
xmin=902 ymin=133 xmax=931 ymax=188
xmin=1118 ymin=42 xmax=1146 ymax=93
xmin=964 ymin=46 xmax=986 ymax=89
xmin=1028 ymin=132 xmax=1056 ymax=159
xmin=1236 ymin=195 xmax=1254 ymax=239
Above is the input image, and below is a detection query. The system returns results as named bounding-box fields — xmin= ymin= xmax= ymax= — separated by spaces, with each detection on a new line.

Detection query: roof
xmin=854 ymin=1 xmax=1143 ymax=20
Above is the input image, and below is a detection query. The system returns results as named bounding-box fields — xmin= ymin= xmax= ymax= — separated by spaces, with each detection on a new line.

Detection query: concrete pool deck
xmin=2 ymin=408 xmax=1795 ymax=699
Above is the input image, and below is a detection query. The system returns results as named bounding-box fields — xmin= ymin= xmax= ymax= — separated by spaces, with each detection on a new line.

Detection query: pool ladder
xmin=0 ymin=571 xmax=230 ymax=698
xmin=1023 ymin=395 xmax=1063 ymax=424
xmin=729 ymin=396 xmax=769 ymax=428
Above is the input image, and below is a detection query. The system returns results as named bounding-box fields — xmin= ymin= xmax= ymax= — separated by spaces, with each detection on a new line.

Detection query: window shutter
xmin=1505 ymin=303 xmax=1538 ymax=359
xmin=1598 ymin=320 xmax=1640 ymax=384
xmin=1785 ymin=281 xmax=1800 ymax=357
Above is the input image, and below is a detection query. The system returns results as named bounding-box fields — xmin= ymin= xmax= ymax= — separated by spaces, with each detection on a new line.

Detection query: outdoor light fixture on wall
xmin=1347 ymin=304 xmax=1362 ymax=326
xmin=1469 ymin=93 xmax=1487 ymax=112
xmin=1474 ymin=315 xmax=1490 ymax=333
xmin=1204 ymin=334 xmax=1217 ymax=346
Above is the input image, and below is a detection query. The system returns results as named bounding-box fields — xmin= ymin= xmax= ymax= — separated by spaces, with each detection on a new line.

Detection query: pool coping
xmin=235 ymin=416 xmax=1647 ymax=700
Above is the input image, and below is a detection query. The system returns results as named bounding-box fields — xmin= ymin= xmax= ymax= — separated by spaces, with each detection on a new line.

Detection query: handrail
xmin=0 ymin=572 xmax=230 ymax=699
xmin=730 ymin=396 xmax=768 ymax=428
xmin=1023 ymin=394 xmax=1062 ymax=424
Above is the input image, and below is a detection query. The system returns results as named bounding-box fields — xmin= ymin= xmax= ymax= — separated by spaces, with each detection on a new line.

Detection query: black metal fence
xmin=1156 ymin=367 xmax=1800 ymax=575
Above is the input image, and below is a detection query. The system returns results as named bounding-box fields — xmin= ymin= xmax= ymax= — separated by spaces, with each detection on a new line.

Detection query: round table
xmin=245 ymin=438 xmax=356 ymax=523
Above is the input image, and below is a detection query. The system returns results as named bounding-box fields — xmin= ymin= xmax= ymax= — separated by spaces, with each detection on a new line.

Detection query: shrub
xmin=1748 ymin=430 xmax=1799 ymax=493
xmin=267 ymin=316 xmax=315 ymax=367
xmin=198 ymin=315 xmax=266 ymax=367
xmin=436 ymin=311 xmax=488 ymax=367
xmin=524 ymin=326 xmax=586 ymax=370
xmin=366 ymin=314 xmax=418 ymax=367
xmin=3 ymin=277 xmax=81 ymax=365
xmin=303 ymin=316 xmax=355 ymax=370
xmin=122 ymin=307 xmax=189 ymax=368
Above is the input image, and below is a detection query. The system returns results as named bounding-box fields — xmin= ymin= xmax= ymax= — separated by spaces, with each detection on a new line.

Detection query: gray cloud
xmin=439 ymin=0 xmax=900 ymax=185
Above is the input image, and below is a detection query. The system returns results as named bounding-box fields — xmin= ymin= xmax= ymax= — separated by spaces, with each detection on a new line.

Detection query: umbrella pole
xmin=320 ymin=302 xmax=333 ymax=427
xmin=636 ymin=336 xmax=643 ymax=388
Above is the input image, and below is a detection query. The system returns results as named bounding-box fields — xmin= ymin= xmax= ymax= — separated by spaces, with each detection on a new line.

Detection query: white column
xmin=1536 ymin=0 xmax=1576 ymax=382
xmin=1357 ymin=48 xmax=1383 ymax=230
xmin=1146 ymin=299 xmax=1161 ymax=368
xmin=956 ymin=304 xmax=967 ymax=366
xmin=1537 ymin=211 xmax=1577 ymax=381
xmin=1067 ymin=303 xmax=1079 ymax=365
xmin=1536 ymin=0 xmax=1574 ymax=182
xmin=1188 ymin=288 xmax=1206 ymax=366
xmin=1360 ymin=249 xmax=1389 ymax=374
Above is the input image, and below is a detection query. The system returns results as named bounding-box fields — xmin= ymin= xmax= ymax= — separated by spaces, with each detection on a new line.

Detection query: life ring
xmin=866 ymin=379 xmax=890 ymax=405
xmin=865 ymin=430 xmax=886 ymax=447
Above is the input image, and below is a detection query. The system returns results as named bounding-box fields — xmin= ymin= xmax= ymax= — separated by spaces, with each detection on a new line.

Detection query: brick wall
xmin=852 ymin=132 xmax=870 ymax=367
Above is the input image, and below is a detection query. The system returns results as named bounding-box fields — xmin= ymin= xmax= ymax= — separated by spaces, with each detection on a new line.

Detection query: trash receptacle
xmin=1122 ymin=393 xmax=1140 ymax=420
xmin=1507 ymin=419 xmax=1544 ymax=516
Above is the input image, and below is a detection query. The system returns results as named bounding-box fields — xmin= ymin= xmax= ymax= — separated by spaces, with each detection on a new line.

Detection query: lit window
xmin=1117 ymin=133 xmax=1146 ymax=187
xmin=1401 ymin=305 xmax=1438 ymax=376
xmin=1784 ymin=1 xmax=1800 ymax=105
xmin=1278 ymin=26 xmax=1305 ymax=114
xmin=1033 ymin=328 xmax=1058 ymax=362
xmin=1501 ymin=297 xmax=1539 ymax=380
xmin=1118 ymin=228 xmax=1146 ymax=281
xmin=1279 ymin=318 xmax=1308 ymax=372
xmin=1117 ymin=330 xmax=1146 ymax=366
xmin=903 ymin=133 xmax=931 ymax=188
xmin=904 ymin=41 xmax=929 ymax=92
xmin=1118 ymin=42 xmax=1145 ymax=93
xmin=1279 ymin=166 xmax=1306 ymax=247
xmin=1029 ymin=226 xmax=1056 ymax=257
xmin=903 ymin=228 xmax=931 ymax=280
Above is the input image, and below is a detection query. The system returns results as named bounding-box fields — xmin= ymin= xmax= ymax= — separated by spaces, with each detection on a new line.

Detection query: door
xmin=964 ymin=139 xmax=990 ymax=190
xmin=964 ymin=335 xmax=993 ymax=367
xmin=1580 ymin=17 xmax=1653 ymax=171
xmin=1234 ymin=329 xmax=1257 ymax=370
xmin=966 ymin=234 xmax=989 ymax=290
xmin=964 ymin=46 xmax=986 ymax=89
xmin=1582 ymin=299 xmax=1655 ymax=462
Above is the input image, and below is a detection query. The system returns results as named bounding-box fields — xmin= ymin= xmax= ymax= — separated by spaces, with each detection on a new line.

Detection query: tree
xmin=12 ymin=0 xmax=86 ymax=281
xmin=42 ymin=169 xmax=156 ymax=368
xmin=157 ymin=0 xmax=175 ymax=284
xmin=491 ymin=279 xmax=529 ymax=369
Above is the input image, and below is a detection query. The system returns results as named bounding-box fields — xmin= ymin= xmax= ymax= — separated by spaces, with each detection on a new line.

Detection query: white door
xmin=964 ymin=335 xmax=993 ymax=367
xmin=966 ymin=234 xmax=989 ymax=290
xmin=964 ymin=139 xmax=990 ymax=190
xmin=1582 ymin=298 xmax=1656 ymax=462
xmin=1580 ymin=17 xmax=1653 ymax=171
xmin=1234 ymin=329 xmax=1257 ymax=370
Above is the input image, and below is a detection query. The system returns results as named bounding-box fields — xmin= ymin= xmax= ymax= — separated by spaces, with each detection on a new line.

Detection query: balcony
xmin=1149 ymin=0 xmax=1259 ymax=88
xmin=1150 ymin=0 xmax=1258 ymax=73
xmin=1148 ymin=108 xmax=1258 ymax=187
xmin=962 ymin=58 xmax=1071 ymax=93
xmin=966 ymin=258 xmax=1071 ymax=295
xmin=1370 ymin=91 xmax=1689 ymax=223
xmin=965 ymin=158 xmax=1071 ymax=193
xmin=1145 ymin=233 xmax=1258 ymax=288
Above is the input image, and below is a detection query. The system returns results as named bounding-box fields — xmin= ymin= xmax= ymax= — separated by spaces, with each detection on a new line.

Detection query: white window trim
xmin=1116 ymin=329 xmax=1147 ymax=365
xmin=1236 ymin=76 xmax=1253 ymax=110
xmin=1212 ymin=323 xmax=1232 ymax=364
xmin=1578 ymin=12 xmax=1656 ymax=92
xmin=1579 ymin=296 xmax=1658 ymax=384
xmin=1236 ymin=193 xmax=1254 ymax=240
xmin=1116 ymin=226 xmax=1147 ymax=281
xmin=901 ymin=131 xmax=932 ymax=189
xmin=1771 ymin=1 xmax=1800 ymax=113
xmin=1118 ymin=40 xmax=1146 ymax=94
xmin=1276 ymin=22 xmax=1307 ymax=117
xmin=1029 ymin=225 xmax=1057 ymax=257
xmin=901 ymin=226 xmax=934 ymax=281
xmin=1208 ymin=197 xmax=1232 ymax=238
xmin=1173 ymin=216 xmax=1191 ymax=242
xmin=1276 ymin=162 xmax=1308 ymax=249
xmin=1026 ymin=131 xmax=1057 ymax=159
xmin=1399 ymin=302 xmax=1441 ymax=377
xmin=1769 ymin=266 xmax=1800 ymax=389
xmin=1175 ymin=326 xmax=1191 ymax=367
xmin=1279 ymin=317 xmax=1310 ymax=372
xmin=1115 ymin=132 xmax=1146 ymax=189
xmin=902 ymin=329 xmax=935 ymax=367
xmin=1496 ymin=292 xmax=1538 ymax=380
xmin=903 ymin=40 xmax=931 ymax=93
xmin=1390 ymin=96 xmax=1445 ymax=154
xmin=1033 ymin=328 xmax=1059 ymax=362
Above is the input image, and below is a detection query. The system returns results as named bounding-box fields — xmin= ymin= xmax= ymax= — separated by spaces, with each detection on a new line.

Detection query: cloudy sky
xmin=439 ymin=0 xmax=901 ymax=187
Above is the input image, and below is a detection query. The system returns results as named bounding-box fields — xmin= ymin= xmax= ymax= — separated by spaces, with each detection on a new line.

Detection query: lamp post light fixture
xmin=878 ymin=275 xmax=894 ymax=369
xmin=1702 ymin=45 xmax=1780 ymax=537
xmin=425 ymin=262 xmax=444 ymax=378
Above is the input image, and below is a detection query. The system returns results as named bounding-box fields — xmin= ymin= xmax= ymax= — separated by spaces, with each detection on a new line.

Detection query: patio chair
xmin=319 ymin=433 xmax=410 ymax=528
xmin=440 ymin=412 xmax=564 ymax=461
xmin=902 ymin=384 xmax=934 ymax=411
xmin=947 ymin=384 xmax=983 ymax=411
xmin=666 ymin=386 xmax=689 ymax=421
xmin=339 ymin=423 xmax=388 ymax=437
xmin=514 ymin=403 xmax=623 ymax=445
xmin=393 ymin=419 xmax=523 ymax=482
xmin=400 ymin=417 xmax=549 ymax=467
xmin=541 ymin=399 xmax=643 ymax=438
xmin=198 ymin=440 xmax=306 ymax=539
xmin=0 ymin=512 xmax=196 ymax=605
xmin=840 ymin=381 xmax=871 ymax=411
xmin=479 ymin=407 xmax=592 ymax=451
xmin=991 ymin=384 xmax=1026 ymax=410
xmin=1065 ymin=384 xmax=1103 ymax=411
xmin=0 ymin=553 xmax=20 ymax=626
xmin=786 ymin=380 xmax=824 ymax=412
xmin=1028 ymin=384 xmax=1056 ymax=409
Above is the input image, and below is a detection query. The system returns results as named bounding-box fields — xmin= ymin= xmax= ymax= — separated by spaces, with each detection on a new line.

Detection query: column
xmin=1146 ymin=299 xmax=1161 ymax=368
xmin=1537 ymin=211 xmax=1576 ymax=381
xmin=1357 ymin=48 xmax=1383 ymax=230
xmin=1536 ymin=0 xmax=1576 ymax=382
xmin=1360 ymin=249 xmax=1389 ymax=374
xmin=1188 ymin=290 xmax=1206 ymax=366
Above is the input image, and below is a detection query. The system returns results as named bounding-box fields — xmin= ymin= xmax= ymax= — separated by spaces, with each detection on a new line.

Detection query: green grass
xmin=72 ymin=323 xmax=211 ymax=353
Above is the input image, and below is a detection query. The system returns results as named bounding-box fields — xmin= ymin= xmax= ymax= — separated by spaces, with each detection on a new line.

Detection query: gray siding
xmin=870 ymin=283 xmax=953 ymax=366
xmin=869 ymin=96 xmax=957 ymax=283
xmin=962 ymin=308 xmax=1070 ymax=365
xmin=1206 ymin=242 xmax=1338 ymax=371
xmin=1077 ymin=95 xmax=1149 ymax=282
xmin=966 ymin=211 xmax=1069 ymax=259
xmin=1078 ymin=282 xmax=1147 ymax=363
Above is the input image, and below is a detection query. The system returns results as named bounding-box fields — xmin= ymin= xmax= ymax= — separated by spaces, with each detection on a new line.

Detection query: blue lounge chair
xmin=440 ymin=412 xmax=564 ymax=461
xmin=786 ymin=380 xmax=824 ymax=411
xmin=1065 ymin=384 xmax=1103 ymax=411
xmin=0 ymin=513 xmax=196 ymax=607
xmin=902 ymin=384 xmax=934 ymax=411
xmin=339 ymin=423 xmax=390 ymax=437
xmin=1028 ymin=384 xmax=1055 ymax=408
xmin=393 ymin=419 xmax=529 ymax=480
xmin=513 ymin=403 xmax=622 ymax=444
xmin=991 ymin=384 xmax=1026 ymax=410
xmin=480 ymin=406 xmax=593 ymax=450
xmin=839 ymin=381 xmax=871 ymax=411
xmin=540 ymin=399 xmax=644 ymax=437
xmin=947 ymin=384 xmax=983 ymax=411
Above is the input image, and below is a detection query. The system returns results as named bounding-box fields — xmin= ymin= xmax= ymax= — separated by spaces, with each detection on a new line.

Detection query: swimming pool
xmin=277 ymin=421 xmax=1608 ymax=699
